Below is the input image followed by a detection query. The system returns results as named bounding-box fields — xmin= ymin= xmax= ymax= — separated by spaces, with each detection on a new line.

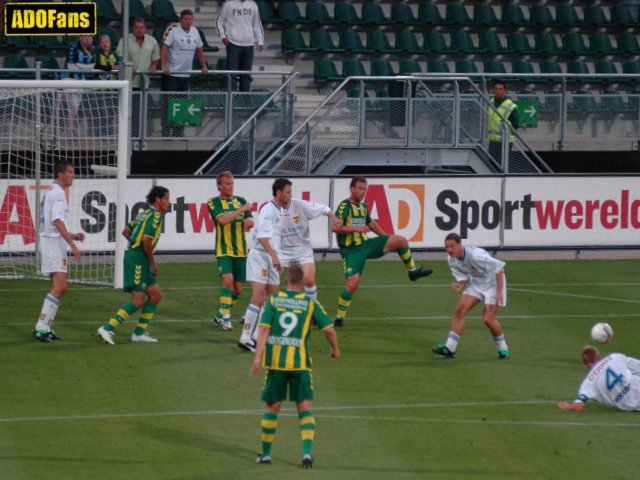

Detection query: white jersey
xmin=448 ymin=246 xmax=505 ymax=290
xmin=40 ymin=182 xmax=68 ymax=238
xmin=251 ymin=200 xmax=283 ymax=255
xmin=163 ymin=25 xmax=203 ymax=77
xmin=280 ymin=198 xmax=330 ymax=261
xmin=575 ymin=353 xmax=640 ymax=412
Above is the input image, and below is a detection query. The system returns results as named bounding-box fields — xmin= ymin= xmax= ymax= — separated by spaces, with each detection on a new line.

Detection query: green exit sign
xmin=168 ymin=98 xmax=203 ymax=127
xmin=515 ymin=100 xmax=539 ymax=128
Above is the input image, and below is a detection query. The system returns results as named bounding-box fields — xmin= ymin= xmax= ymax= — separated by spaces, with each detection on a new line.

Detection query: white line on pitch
xmin=511 ymin=288 xmax=640 ymax=305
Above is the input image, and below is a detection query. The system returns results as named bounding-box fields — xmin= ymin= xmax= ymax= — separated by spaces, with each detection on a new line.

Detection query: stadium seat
xmin=152 ymin=0 xmax=179 ymax=23
xmin=367 ymin=31 xmax=399 ymax=55
xmin=96 ymin=0 xmax=120 ymax=22
xmin=310 ymin=30 xmax=343 ymax=54
xmin=153 ymin=26 xmax=168 ymax=46
xmin=507 ymin=32 xmax=534 ymax=56
xmin=2 ymin=53 xmax=30 ymax=79
xmin=616 ymin=32 xmax=640 ymax=56
xmin=582 ymin=5 xmax=609 ymax=29
xmin=478 ymin=31 xmax=510 ymax=55
xmin=35 ymin=54 xmax=61 ymax=80
xmin=422 ymin=31 xmax=453 ymax=55
xmin=451 ymin=32 xmax=479 ymax=55
xmin=198 ymin=29 xmax=219 ymax=53
xmin=418 ymin=2 xmax=445 ymax=27
xmin=334 ymin=2 xmax=366 ymax=27
xmin=473 ymin=4 xmax=502 ymax=28
xmin=589 ymin=32 xmax=617 ymax=56
xmin=512 ymin=60 xmax=539 ymax=83
xmin=281 ymin=29 xmax=313 ymax=53
xmin=399 ymin=59 xmax=422 ymax=75
xmin=122 ymin=0 xmax=153 ymax=21
xmin=484 ymin=60 xmax=507 ymax=76
xmin=391 ymin=3 xmax=420 ymax=27
xmin=339 ymin=31 xmax=367 ymax=54
xmin=361 ymin=1 xmax=395 ymax=26
xmin=600 ymin=90 xmax=629 ymax=113
xmin=279 ymin=1 xmax=310 ymax=25
xmin=4 ymin=35 xmax=35 ymax=49
xmin=534 ymin=32 xmax=563 ymax=56
xmin=610 ymin=5 xmax=636 ymax=28
xmin=371 ymin=59 xmax=396 ymax=77
xmin=445 ymin=4 xmax=473 ymax=27
xmin=569 ymin=89 xmax=598 ymax=113
xmin=314 ymin=58 xmax=342 ymax=83
xmin=306 ymin=1 xmax=338 ymax=26
xmin=342 ymin=59 xmax=367 ymax=78
xmin=256 ymin=0 xmax=282 ymax=26
xmin=35 ymin=36 xmax=66 ymax=51
xmin=567 ymin=60 xmax=591 ymax=84
xmin=395 ymin=31 xmax=424 ymax=55
xmin=562 ymin=33 xmax=589 ymax=56
xmin=540 ymin=60 xmax=563 ymax=84
xmin=622 ymin=60 xmax=640 ymax=87
xmin=554 ymin=5 xmax=581 ymax=29
xmin=427 ymin=60 xmax=451 ymax=74
xmin=595 ymin=60 xmax=620 ymax=84
xmin=455 ymin=60 xmax=478 ymax=75
xmin=501 ymin=4 xmax=528 ymax=28
xmin=529 ymin=5 xmax=554 ymax=29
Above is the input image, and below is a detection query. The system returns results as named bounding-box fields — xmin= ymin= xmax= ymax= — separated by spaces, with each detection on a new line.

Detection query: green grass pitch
xmin=1 ymin=258 xmax=640 ymax=479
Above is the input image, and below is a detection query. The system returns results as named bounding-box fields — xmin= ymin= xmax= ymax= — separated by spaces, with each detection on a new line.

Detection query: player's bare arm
xmin=217 ymin=202 xmax=252 ymax=226
xmin=451 ymin=280 xmax=468 ymax=292
xmin=367 ymin=219 xmax=386 ymax=236
xmin=324 ymin=327 xmax=340 ymax=360
xmin=250 ymin=326 xmax=270 ymax=374
xmin=258 ymin=237 xmax=281 ymax=272
xmin=558 ymin=401 xmax=585 ymax=412
xmin=53 ymin=218 xmax=83 ymax=261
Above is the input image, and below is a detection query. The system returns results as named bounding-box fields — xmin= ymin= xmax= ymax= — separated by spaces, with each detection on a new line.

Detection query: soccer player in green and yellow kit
xmin=333 ymin=176 xmax=433 ymax=327
xmin=250 ymin=263 xmax=340 ymax=469
xmin=207 ymin=171 xmax=254 ymax=331
xmin=97 ymin=186 xmax=170 ymax=345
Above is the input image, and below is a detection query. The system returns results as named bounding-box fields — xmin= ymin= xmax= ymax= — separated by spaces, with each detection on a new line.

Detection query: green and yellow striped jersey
xmin=207 ymin=196 xmax=252 ymax=257
xmin=335 ymin=199 xmax=371 ymax=249
xmin=127 ymin=208 xmax=164 ymax=252
xmin=259 ymin=290 xmax=334 ymax=371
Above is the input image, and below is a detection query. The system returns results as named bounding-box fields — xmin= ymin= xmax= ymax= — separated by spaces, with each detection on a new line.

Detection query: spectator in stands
xmin=61 ymin=35 xmax=95 ymax=136
xmin=95 ymin=34 xmax=120 ymax=136
xmin=95 ymin=34 xmax=119 ymax=81
xmin=160 ymin=9 xmax=208 ymax=137
xmin=487 ymin=79 xmax=519 ymax=165
xmin=216 ymin=0 xmax=265 ymax=92
xmin=116 ymin=17 xmax=161 ymax=138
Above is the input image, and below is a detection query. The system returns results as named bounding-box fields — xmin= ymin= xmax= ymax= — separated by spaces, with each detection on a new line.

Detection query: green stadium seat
xmin=569 ymin=89 xmax=598 ymax=113
xmin=395 ymin=31 xmax=424 ymax=55
xmin=306 ymin=1 xmax=338 ymax=26
xmin=512 ymin=60 xmax=539 ymax=83
xmin=367 ymin=31 xmax=399 ymax=55
xmin=554 ymin=5 xmax=581 ymax=29
xmin=582 ymin=5 xmax=609 ymax=29
xmin=256 ymin=0 xmax=282 ymax=25
xmin=152 ymin=0 xmax=179 ymax=23
xmin=478 ymin=31 xmax=510 ymax=55
xmin=399 ymin=59 xmax=422 ymax=75
xmin=391 ymin=3 xmax=420 ymax=27
xmin=35 ymin=54 xmax=61 ymax=80
xmin=309 ymin=30 xmax=343 ymax=54
xmin=501 ymin=4 xmax=527 ymax=28
xmin=473 ymin=4 xmax=502 ymax=28
xmin=422 ymin=31 xmax=453 ymax=55
xmin=35 ymin=35 xmax=66 ymax=51
xmin=362 ymin=1 xmax=395 ymax=26
xmin=281 ymin=29 xmax=312 ymax=53
xmin=622 ymin=60 xmax=640 ymax=86
xmin=562 ymin=32 xmax=589 ymax=56
xmin=122 ymin=0 xmax=154 ymax=21
xmin=535 ymin=32 xmax=563 ymax=56
xmin=153 ymin=26 xmax=168 ymax=46
xmin=334 ymin=2 xmax=366 ymax=27
xmin=314 ymin=58 xmax=342 ymax=83
xmin=451 ymin=31 xmax=479 ymax=55
xmin=279 ymin=1 xmax=311 ymax=25
xmin=339 ymin=31 xmax=367 ymax=54
xmin=2 ymin=53 xmax=30 ymax=79
xmin=445 ymin=4 xmax=473 ymax=27
xmin=96 ymin=0 xmax=120 ymax=22
xmin=540 ymin=60 xmax=563 ymax=84
xmin=418 ymin=2 xmax=445 ymax=27
xmin=5 ymin=35 xmax=35 ymax=49
xmin=617 ymin=32 xmax=640 ymax=55
xmin=529 ymin=5 xmax=554 ymax=29
xmin=595 ymin=60 xmax=620 ymax=84
xmin=599 ymin=91 xmax=630 ymax=113
xmin=371 ymin=59 xmax=396 ymax=77
xmin=611 ymin=5 xmax=636 ymax=28
xmin=198 ymin=29 xmax=219 ymax=53
xmin=455 ymin=60 xmax=478 ymax=75
xmin=484 ymin=60 xmax=507 ymax=76
xmin=427 ymin=60 xmax=451 ymax=74
xmin=589 ymin=32 xmax=617 ymax=56
xmin=342 ymin=59 xmax=367 ymax=78
xmin=507 ymin=32 xmax=535 ymax=56
xmin=567 ymin=60 xmax=591 ymax=84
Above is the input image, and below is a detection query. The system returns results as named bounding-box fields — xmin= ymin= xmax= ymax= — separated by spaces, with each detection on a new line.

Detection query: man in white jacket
xmin=216 ymin=0 xmax=264 ymax=92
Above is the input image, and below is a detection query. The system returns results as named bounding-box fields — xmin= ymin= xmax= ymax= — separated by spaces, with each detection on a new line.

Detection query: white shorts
xmin=39 ymin=236 xmax=68 ymax=274
xmin=464 ymin=276 xmax=507 ymax=306
xmin=246 ymin=248 xmax=280 ymax=285
xmin=280 ymin=248 xmax=314 ymax=268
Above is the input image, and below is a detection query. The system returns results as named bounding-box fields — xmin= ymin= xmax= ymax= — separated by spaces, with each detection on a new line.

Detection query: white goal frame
xmin=0 ymin=80 xmax=129 ymax=288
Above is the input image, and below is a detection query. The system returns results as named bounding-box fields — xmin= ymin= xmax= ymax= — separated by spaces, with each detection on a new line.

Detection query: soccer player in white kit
xmin=280 ymin=194 xmax=342 ymax=301
xmin=558 ymin=345 xmax=640 ymax=412
xmin=238 ymin=178 xmax=290 ymax=352
xmin=32 ymin=161 xmax=85 ymax=342
xmin=432 ymin=232 xmax=510 ymax=359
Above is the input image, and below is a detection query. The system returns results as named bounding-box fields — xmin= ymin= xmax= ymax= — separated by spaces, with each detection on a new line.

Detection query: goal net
xmin=0 ymin=80 xmax=129 ymax=287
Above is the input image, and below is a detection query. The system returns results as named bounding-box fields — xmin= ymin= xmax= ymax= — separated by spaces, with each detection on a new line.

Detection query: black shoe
xmin=256 ymin=453 xmax=272 ymax=464
xmin=409 ymin=266 xmax=434 ymax=282
xmin=32 ymin=329 xmax=52 ymax=343
xmin=334 ymin=318 xmax=344 ymax=328
xmin=432 ymin=344 xmax=455 ymax=358
xmin=301 ymin=455 xmax=314 ymax=469
xmin=47 ymin=330 xmax=62 ymax=341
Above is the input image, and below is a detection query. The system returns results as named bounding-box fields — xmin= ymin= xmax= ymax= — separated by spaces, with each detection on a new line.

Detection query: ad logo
xmin=4 ymin=2 xmax=96 ymax=36
xmin=365 ymin=184 xmax=425 ymax=242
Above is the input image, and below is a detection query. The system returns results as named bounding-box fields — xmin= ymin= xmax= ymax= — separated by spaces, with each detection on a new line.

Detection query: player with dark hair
xmin=558 ymin=345 xmax=640 ymax=412
xmin=432 ymin=232 xmax=510 ymax=359
xmin=97 ymin=186 xmax=171 ymax=345
xmin=332 ymin=176 xmax=433 ymax=327
xmin=208 ymin=171 xmax=254 ymax=331
xmin=32 ymin=161 xmax=85 ymax=342
xmin=251 ymin=262 xmax=340 ymax=468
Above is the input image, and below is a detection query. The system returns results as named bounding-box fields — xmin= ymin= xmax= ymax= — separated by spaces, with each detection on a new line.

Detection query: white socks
xmin=34 ymin=294 xmax=59 ymax=331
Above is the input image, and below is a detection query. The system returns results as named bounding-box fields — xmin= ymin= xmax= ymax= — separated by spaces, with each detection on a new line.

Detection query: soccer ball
xmin=590 ymin=322 xmax=613 ymax=344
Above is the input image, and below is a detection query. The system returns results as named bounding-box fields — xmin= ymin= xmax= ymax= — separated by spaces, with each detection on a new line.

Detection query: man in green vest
xmin=487 ymin=79 xmax=519 ymax=165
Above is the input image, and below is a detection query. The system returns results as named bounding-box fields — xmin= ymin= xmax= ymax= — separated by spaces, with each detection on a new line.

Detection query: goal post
xmin=0 ymin=80 xmax=130 ymax=287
